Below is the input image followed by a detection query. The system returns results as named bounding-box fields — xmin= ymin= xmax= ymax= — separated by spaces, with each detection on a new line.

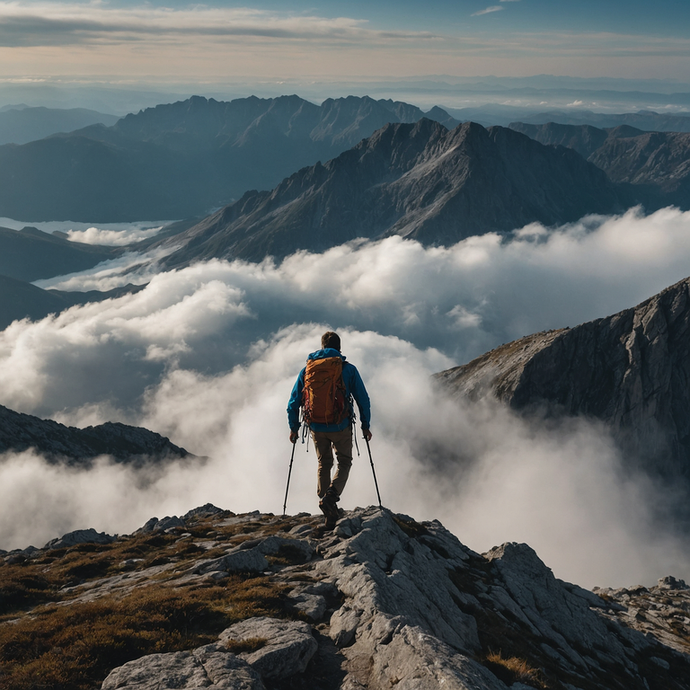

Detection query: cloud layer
xmin=3 ymin=206 xmax=690 ymax=586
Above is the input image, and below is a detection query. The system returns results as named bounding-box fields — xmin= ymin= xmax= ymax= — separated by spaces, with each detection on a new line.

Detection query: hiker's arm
xmin=348 ymin=365 xmax=371 ymax=433
xmin=286 ymin=368 xmax=305 ymax=438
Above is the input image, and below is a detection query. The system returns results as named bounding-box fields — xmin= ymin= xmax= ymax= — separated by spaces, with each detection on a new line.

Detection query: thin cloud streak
xmin=0 ymin=4 xmax=438 ymax=48
xmin=472 ymin=6 xmax=504 ymax=16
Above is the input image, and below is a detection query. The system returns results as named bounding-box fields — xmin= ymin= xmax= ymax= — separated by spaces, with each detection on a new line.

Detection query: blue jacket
xmin=287 ymin=348 xmax=371 ymax=433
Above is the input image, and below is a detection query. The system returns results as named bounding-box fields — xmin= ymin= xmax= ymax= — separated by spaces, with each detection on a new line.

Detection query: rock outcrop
xmin=435 ymin=276 xmax=690 ymax=484
xmin=158 ymin=119 xmax=625 ymax=267
xmin=3 ymin=505 xmax=688 ymax=689
xmin=0 ymin=403 xmax=191 ymax=464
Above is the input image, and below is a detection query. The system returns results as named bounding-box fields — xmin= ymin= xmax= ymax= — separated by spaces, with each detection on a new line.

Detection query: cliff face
xmin=2 ymin=506 xmax=689 ymax=690
xmin=436 ymin=277 xmax=690 ymax=481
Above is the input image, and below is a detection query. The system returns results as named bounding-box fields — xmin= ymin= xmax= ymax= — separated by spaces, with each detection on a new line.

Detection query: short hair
xmin=321 ymin=331 xmax=341 ymax=351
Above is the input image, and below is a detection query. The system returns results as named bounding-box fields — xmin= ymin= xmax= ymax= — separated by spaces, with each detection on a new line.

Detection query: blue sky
xmin=0 ymin=0 xmax=688 ymax=84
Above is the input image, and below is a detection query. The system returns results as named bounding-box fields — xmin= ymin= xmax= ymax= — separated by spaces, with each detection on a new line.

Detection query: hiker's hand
xmin=363 ymin=429 xmax=372 ymax=442
xmin=289 ymin=431 xmax=298 ymax=444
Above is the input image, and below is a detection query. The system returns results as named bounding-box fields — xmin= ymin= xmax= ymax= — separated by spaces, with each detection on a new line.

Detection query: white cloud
xmin=0 ymin=329 xmax=687 ymax=589
xmin=2 ymin=206 xmax=690 ymax=586
xmin=66 ymin=225 xmax=164 ymax=246
xmin=0 ymin=3 xmax=437 ymax=47
xmin=472 ymin=6 xmax=504 ymax=16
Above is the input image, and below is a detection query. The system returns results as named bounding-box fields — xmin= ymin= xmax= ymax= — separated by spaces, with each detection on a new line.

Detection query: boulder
xmin=218 ymin=617 xmax=317 ymax=679
xmin=101 ymin=644 xmax=266 ymax=690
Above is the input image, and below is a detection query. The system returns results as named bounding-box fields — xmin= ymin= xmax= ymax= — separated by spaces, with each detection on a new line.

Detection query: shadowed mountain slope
xmin=0 ymin=225 xmax=117 ymax=282
xmin=157 ymin=119 xmax=626 ymax=266
xmin=0 ymin=95 xmax=457 ymax=222
xmin=0 ymin=274 xmax=144 ymax=330
xmin=0 ymin=105 xmax=119 ymax=145
xmin=0 ymin=404 xmax=190 ymax=464
xmin=436 ymin=276 xmax=690 ymax=483
xmin=511 ymin=122 xmax=690 ymax=209
xmin=1 ymin=506 xmax=688 ymax=689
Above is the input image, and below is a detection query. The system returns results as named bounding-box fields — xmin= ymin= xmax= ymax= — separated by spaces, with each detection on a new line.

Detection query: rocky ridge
xmin=158 ymin=119 xmax=625 ymax=267
xmin=435 ymin=275 xmax=690 ymax=484
xmin=0 ymin=403 xmax=191 ymax=464
xmin=510 ymin=122 xmax=690 ymax=209
xmin=2 ymin=505 xmax=689 ymax=689
xmin=0 ymin=95 xmax=458 ymax=222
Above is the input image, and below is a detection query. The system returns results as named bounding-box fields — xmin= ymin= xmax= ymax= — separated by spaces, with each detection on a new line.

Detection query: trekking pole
xmin=364 ymin=436 xmax=382 ymax=508
xmin=282 ymin=441 xmax=297 ymax=517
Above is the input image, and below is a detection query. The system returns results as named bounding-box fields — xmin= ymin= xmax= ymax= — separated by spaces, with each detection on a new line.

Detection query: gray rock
xmin=317 ymin=509 xmax=481 ymax=655
xmin=287 ymin=589 xmax=327 ymax=621
xmin=101 ymin=643 xmax=266 ymax=689
xmin=193 ymin=548 xmax=268 ymax=575
xmin=219 ymin=617 xmax=317 ymax=679
xmin=45 ymin=527 xmax=115 ymax=550
xmin=136 ymin=515 xmax=186 ymax=534
xmin=183 ymin=504 xmax=225 ymax=520
xmin=657 ymin=576 xmax=689 ymax=590
xmin=370 ymin=624 xmax=508 ymax=690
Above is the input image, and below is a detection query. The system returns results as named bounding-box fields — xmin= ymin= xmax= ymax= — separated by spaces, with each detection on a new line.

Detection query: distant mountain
xmin=435 ymin=276 xmax=690 ymax=486
xmin=0 ymin=274 xmax=144 ymax=330
xmin=155 ymin=119 xmax=627 ymax=267
xmin=0 ymin=106 xmax=119 ymax=145
xmin=510 ymin=122 xmax=690 ymax=209
xmin=0 ymin=225 xmax=118 ymax=281
xmin=0 ymin=95 xmax=458 ymax=222
xmin=0 ymin=403 xmax=190 ymax=465
xmin=511 ymin=109 xmax=690 ymax=132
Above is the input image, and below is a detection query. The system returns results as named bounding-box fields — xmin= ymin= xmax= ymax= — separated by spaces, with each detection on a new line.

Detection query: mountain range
xmin=0 ymin=105 xmax=119 ymax=145
xmin=510 ymin=122 xmax=690 ymax=209
xmin=0 ymin=95 xmax=458 ymax=222
xmin=502 ymin=109 xmax=690 ymax=132
xmin=1 ymin=505 xmax=688 ymax=689
xmin=154 ymin=119 xmax=626 ymax=267
xmin=435 ymin=275 xmax=690 ymax=494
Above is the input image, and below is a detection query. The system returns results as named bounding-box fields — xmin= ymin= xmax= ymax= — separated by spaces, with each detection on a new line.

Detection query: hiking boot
xmin=319 ymin=488 xmax=339 ymax=522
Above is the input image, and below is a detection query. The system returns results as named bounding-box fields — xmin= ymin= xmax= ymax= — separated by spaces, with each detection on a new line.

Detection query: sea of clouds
xmin=2 ymin=205 xmax=690 ymax=587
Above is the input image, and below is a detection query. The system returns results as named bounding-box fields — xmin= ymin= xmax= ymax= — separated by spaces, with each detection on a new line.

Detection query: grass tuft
xmin=483 ymin=650 xmax=546 ymax=688
xmin=225 ymin=636 xmax=268 ymax=654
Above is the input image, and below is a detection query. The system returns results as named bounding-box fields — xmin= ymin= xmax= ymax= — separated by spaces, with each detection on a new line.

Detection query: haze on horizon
xmin=1 ymin=0 xmax=689 ymax=95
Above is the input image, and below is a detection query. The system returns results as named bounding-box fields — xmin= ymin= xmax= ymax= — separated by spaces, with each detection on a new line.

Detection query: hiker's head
xmin=321 ymin=331 xmax=341 ymax=351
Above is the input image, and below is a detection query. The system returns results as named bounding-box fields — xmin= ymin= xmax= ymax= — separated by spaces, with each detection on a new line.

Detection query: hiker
xmin=287 ymin=331 xmax=372 ymax=528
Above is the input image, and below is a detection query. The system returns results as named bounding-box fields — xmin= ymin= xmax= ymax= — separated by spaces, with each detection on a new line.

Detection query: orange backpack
xmin=302 ymin=357 xmax=349 ymax=426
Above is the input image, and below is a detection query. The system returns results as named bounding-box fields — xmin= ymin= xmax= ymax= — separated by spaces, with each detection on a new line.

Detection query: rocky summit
xmin=435 ymin=276 xmax=690 ymax=485
xmin=1 ymin=504 xmax=689 ymax=689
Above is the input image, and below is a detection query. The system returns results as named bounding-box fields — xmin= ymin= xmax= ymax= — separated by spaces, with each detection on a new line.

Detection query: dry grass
xmin=224 ymin=636 xmax=268 ymax=654
xmin=483 ymin=650 xmax=546 ymax=688
xmin=392 ymin=515 xmax=429 ymax=539
xmin=0 ymin=574 xmax=290 ymax=690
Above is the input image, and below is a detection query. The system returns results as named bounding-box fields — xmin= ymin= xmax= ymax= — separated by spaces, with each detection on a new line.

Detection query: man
xmin=287 ymin=331 xmax=372 ymax=529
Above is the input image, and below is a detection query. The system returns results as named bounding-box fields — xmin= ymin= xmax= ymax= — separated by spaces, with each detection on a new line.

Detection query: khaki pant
xmin=311 ymin=426 xmax=353 ymax=498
